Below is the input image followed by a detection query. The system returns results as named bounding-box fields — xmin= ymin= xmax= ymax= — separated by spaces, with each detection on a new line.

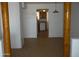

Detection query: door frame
xmin=64 ymin=2 xmax=71 ymax=57
xmin=36 ymin=9 xmax=49 ymax=37
xmin=1 ymin=2 xmax=12 ymax=57
xmin=1 ymin=2 xmax=71 ymax=57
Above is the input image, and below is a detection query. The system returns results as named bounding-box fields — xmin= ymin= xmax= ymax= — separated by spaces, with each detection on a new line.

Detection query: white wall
xmin=21 ymin=2 xmax=64 ymax=38
xmin=71 ymin=3 xmax=79 ymax=38
xmin=9 ymin=2 xmax=23 ymax=48
xmin=48 ymin=3 xmax=64 ymax=37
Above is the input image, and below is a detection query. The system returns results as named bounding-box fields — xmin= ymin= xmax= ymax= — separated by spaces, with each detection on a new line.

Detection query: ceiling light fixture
xmin=53 ymin=2 xmax=59 ymax=13
xmin=43 ymin=10 xmax=46 ymax=12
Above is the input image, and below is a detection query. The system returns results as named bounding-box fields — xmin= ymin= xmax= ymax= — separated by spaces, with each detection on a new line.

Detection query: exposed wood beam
xmin=64 ymin=2 xmax=71 ymax=57
xmin=1 ymin=2 xmax=12 ymax=57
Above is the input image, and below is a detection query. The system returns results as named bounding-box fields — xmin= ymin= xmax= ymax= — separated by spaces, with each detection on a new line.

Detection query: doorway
xmin=1 ymin=2 xmax=71 ymax=57
xmin=36 ymin=9 xmax=48 ymax=38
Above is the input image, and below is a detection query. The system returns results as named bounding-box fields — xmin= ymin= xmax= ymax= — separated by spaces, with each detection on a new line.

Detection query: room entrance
xmin=1 ymin=2 xmax=71 ymax=57
xmin=36 ymin=9 xmax=48 ymax=38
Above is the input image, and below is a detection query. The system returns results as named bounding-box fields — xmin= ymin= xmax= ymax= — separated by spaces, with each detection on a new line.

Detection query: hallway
xmin=37 ymin=31 xmax=48 ymax=38
xmin=12 ymin=31 xmax=64 ymax=57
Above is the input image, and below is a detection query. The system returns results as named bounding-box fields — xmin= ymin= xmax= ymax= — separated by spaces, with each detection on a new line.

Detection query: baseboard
xmin=24 ymin=37 xmax=63 ymax=39
xmin=48 ymin=37 xmax=64 ymax=39
xmin=24 ymin=38 xmax=37 ymax=40
xmin=24 ymin=36 xmax=37 ymax=39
